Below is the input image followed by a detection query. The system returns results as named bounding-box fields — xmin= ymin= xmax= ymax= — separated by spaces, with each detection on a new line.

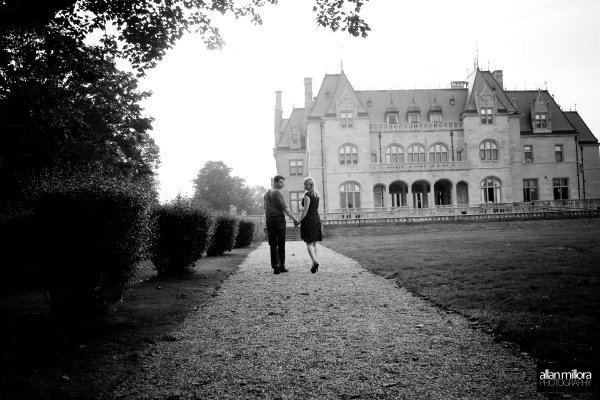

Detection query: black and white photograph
xmin=0 ymin=0 xmax=598 ymax=398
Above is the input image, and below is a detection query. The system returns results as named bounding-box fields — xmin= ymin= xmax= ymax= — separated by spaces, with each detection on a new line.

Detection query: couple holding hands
xmin=264 ymin=175 xmax=322 ymax=275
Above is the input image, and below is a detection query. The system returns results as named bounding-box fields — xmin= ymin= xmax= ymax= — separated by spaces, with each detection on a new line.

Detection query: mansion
xmin=273 ymin=68 xmax=600 ymax=215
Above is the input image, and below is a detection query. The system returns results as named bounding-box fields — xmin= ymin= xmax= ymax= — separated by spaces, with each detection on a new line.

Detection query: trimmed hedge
xmin=205 ymin=213 xmax=239 ymax=256
xmin=150 ymin=197 xmax=213 ymax=276
xmin=234 ymin=219 xmax=255 ymax=248
xmin=25 ymin=167 xmax=155 ymax=317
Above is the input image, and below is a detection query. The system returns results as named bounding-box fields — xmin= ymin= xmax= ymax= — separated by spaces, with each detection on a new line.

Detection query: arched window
xmin=340 ymin=181 xmax=361 ymax=209
xmin=407 ymin=144 xmax=426 ymax=163
xmin=339 ymin=144 xmax=358 ymax=165
xmin=429 ymin=143 xmax=449 ymax=162
xmin=385 ymin=145 xmax=403 ymax=164
xmin=481 ymin=176 xmax=502 ymax=203
xmin=479 ymin=139 xmax=499 ymax=161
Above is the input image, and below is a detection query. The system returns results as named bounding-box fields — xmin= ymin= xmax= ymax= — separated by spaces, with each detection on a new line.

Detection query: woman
xmin=294 ymin=177 xmax=322 ymax=273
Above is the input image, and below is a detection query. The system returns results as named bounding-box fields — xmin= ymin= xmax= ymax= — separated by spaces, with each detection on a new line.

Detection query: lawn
xmin=323 ymin=218 xmax=600 ymax=366
xmin=0 ymin=245 xmax=257 ymax=400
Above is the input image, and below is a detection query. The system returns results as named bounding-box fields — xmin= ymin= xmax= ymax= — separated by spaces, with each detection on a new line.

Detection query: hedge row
xmin=2 ymin=168 xmax=256 ymax=318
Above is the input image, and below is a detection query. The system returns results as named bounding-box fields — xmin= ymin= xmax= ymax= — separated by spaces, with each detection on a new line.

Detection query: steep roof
xmin=564 ymin=111 xmax=598 ymax=143
xmin=277 ymin=108 xmax=305 ymax=149
xmin=309 ymin=71 xmax=368 ymax=118
xmin=356 ymin=89 xmax=467 ymax=123
xmin=464 ymin=70 xmax=517 ymax=114
xmin=506 ymin=90 xmax=575 ymax=134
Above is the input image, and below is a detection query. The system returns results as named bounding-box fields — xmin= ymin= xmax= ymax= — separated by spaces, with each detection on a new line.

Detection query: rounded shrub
xmin=150 ymin=197 xmax=213 ymax=277
xmin=234 ymin=218 xmax=255 ymax=248
xmin=205 ymin=213 xmax=239 ymax=256
xmin=26 ymin=166 xmax=155 ymax=318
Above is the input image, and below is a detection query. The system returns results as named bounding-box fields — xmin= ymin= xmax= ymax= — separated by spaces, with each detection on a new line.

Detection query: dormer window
xmin=337 ymin=89 xmax=356 ymax=129
xmin=531 ymin=91 xmax=551 ymax=131
xmin=476 ymin=86 xmax=496 ymax=125
xmin=386 ymin=112 xmax=399 ymax=124
xmin=535 ymin=112 xmax=547 ymax=128
xmin=429 ymin=97 xmax=443 ymax=122
xmin=407 ymin=98 xmax=421 ymax=124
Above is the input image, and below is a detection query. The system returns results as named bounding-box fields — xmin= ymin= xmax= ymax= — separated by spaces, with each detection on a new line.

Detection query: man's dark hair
xmin=273 ymin=175 xmax=285 ymax=183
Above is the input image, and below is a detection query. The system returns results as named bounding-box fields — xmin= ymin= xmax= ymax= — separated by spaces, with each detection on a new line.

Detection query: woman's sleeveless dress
xmin=300 ymin=191 xmax=322 ymax=243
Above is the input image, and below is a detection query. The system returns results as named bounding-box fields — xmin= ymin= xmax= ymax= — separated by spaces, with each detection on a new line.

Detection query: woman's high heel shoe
xmin=311 ymin=262 xmax=319 ymax=273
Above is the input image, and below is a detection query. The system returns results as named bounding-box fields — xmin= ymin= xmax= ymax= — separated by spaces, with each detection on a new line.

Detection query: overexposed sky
xmin=140 ymin=0 xmax=600 ymax=202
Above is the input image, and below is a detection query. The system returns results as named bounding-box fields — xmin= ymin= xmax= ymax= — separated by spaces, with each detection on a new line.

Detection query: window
xmin=524 ymin=145 xmax=534 ymax=163
xmin=339 ymin=144 xmax=358 ymax=165
xmin=456 ymin=148 xmax=463 ymax=161
xmin=386 ymin=113 xmax=399 ymax=124
xmin=408 ymin=113 xmax=420 ymax=123
xmin=480 ymin=107 xmax=493 ymax=124
xmin=341 ymin=111 xmax=354 ymax=128
xmin=289 ymin=160 xmax=303 ymax=176
xmin=522 ymin=178 xmax=539 ymax=202
xmin=535 ymin=112 xmax=547 ymax=128
xmin=430 ymin=113 xmax=442 ymax=122
xmin=340 ymin=181 xmax=361 ymax=209
xmin=371 ymin=153 xmax=378 ymax=163
xmin=479 ymin=139 xmax=499 ymax=161
xmin=289 ymin=191 xmax=303 ymax=213
xmin=481 ymin=176 xmax=502 ymax=203
xmin=407 ymin=144 xmax=426 ymax=163
xmin=555 ymin=144 xmax=564 ymax=162
xmin=429 ymin=143 xmax=449 ymax=162
xmin=553 ymin=178 xmax=569 ymax=200
xmin=385 ymin=145 xmax=403 ymax=164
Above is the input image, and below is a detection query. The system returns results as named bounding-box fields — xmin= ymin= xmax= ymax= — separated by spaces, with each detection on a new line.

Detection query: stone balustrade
xmin=370 ymin=121 xmax=463 ymax=132
xmin=369 ymin=161 xmax=471 ymax=172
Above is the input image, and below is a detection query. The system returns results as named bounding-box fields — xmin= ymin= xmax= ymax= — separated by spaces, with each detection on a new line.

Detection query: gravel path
xmin=112 ymin=242 xmax=549 ymax=400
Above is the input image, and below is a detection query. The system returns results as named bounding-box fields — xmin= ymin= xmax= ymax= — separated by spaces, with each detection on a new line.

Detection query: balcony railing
xmin=370 ymin=121 xmax=463 ymax=132
xmin=266 ymin=199 xmax=600 ymax=227
xmin=369 ymin=161 xmax=471 ymax=172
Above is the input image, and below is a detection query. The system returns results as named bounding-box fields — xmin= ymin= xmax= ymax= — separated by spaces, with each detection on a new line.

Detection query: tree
xmin=192 ymin=161 xmax=256 ymax=213
xmin=249 ymin=184 xmax=269 ymax=215
xmin=0 ymin=24 xmax=159 ymax=202
xmin=0 ymin=0 xmax=371 ymax=75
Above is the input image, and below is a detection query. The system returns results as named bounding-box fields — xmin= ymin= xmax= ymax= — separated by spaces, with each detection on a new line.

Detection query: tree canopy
xmin=0 ymin=0 xmax=371 ymax=74
xmin=0 ymin=24 xmax=159 ymax=202
xmin=192 ymin=161 xmax=266 ymax=214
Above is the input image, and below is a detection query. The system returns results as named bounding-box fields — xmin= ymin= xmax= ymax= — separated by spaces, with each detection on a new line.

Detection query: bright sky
xmin=139 ymin=0 xmax=600 ymax=203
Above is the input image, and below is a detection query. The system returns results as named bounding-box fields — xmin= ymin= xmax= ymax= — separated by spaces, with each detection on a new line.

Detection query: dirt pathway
xmin=111 ymin=242 xmax=547 ymax=399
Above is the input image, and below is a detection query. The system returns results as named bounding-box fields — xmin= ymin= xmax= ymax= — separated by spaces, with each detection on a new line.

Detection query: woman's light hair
xmin=303 ymin=176 xmax=320 ymax=198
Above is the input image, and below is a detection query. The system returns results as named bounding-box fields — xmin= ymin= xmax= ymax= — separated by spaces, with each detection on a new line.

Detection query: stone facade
xmin=273 ymin=68 xmax=600 ymax=212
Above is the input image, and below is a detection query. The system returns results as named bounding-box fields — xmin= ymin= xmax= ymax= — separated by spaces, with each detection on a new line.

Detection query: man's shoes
xmin=273 ymin=267 xmax=280 ymax=274
xmin=279 ymin=266 xmax=289 ymax=273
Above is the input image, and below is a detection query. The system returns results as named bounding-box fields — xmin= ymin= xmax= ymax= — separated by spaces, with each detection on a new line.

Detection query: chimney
xmin=274 ymin=91 xmax=282 ymax=147
xmin=304 ymin=77 xmax=313 ymax=118
xmin=492 ymin=70 xmax=504 ymax=89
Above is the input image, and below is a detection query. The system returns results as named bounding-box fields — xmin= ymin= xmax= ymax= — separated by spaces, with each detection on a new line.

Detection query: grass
xmin=0 ymin=244 xmax=257 ymax=400
xmin=323 ymin=218 xmax=600 ymax=366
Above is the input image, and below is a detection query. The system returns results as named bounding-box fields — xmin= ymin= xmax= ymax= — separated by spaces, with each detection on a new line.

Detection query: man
xmin=264 ymin=175 xmax=298 ymax=274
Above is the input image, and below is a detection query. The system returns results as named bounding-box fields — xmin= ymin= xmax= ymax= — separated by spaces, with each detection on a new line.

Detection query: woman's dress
xmin=300 ymin=191 xmax=322 ymax=243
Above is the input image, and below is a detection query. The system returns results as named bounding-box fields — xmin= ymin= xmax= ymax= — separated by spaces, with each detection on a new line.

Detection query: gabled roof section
xmin=464 ymin=70 xmax=517 ymax=114
xmin=564 ymin=111 xmax=598 ymax=143
xmin=356 ymin=89 xmax=467 ymax=123
xmin=310 ymin=71 xmax=368 ymax=118
xmin=506 ymin=90 xmax=575 ymax=134
xmin=277 ymin=108 xmax=305 ymax=148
